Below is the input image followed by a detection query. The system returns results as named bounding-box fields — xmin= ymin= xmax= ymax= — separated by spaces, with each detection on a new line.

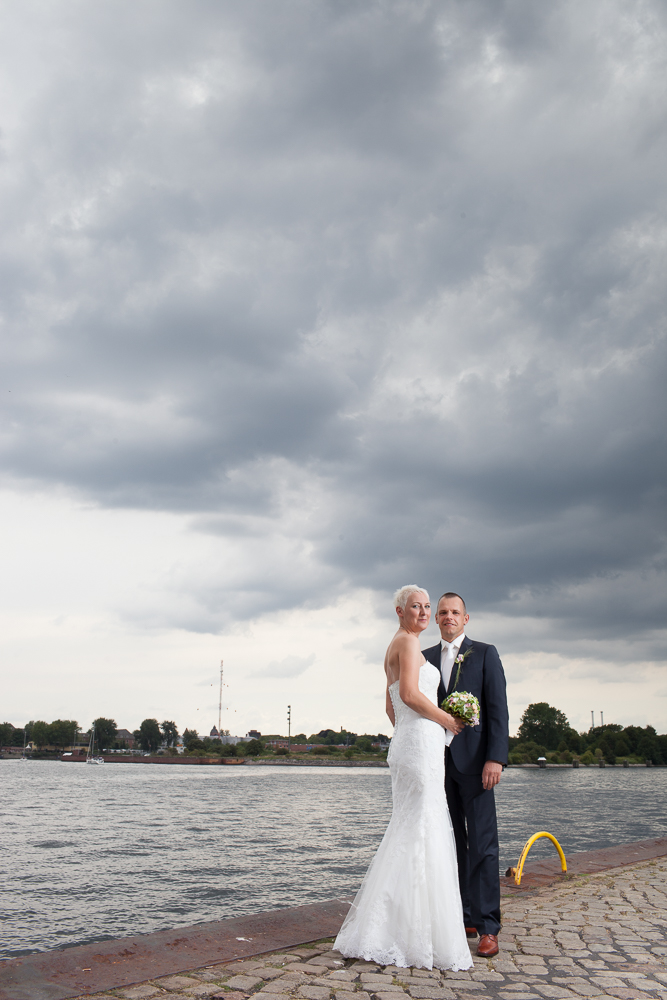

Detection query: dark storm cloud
xmin=0 ymin=0 xmax=665 ymax=657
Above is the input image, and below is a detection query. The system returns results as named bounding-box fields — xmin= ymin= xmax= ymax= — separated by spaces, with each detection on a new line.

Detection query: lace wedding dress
xmin=334 ymin=661 xmax=472 ymax=970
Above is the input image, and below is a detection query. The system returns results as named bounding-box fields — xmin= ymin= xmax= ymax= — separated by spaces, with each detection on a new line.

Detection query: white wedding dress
xmin=334 ymin=661 xmax=472 ymax=970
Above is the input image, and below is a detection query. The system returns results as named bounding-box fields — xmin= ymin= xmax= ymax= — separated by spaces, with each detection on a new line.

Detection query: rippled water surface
xmin=2 ymin=761 xmax=666 ymax=958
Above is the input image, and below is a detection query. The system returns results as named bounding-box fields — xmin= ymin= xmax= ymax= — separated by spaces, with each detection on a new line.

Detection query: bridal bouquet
xmin=440 ymin=647 xmax=480 ymax=727
xmin=441 ymin=690 xmax=480 ymax=727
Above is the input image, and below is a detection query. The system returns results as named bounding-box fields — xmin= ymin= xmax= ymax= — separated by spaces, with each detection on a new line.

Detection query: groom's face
xmin=435 ymin=597 xmax=469 ymax=642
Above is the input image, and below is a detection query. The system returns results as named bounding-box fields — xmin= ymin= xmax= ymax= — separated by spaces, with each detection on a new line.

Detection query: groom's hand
xmin=482 ymin=761 xmax=503 ymax=790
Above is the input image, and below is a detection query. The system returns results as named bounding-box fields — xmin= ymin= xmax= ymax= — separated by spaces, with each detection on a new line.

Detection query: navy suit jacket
xmin=423 ymin=636 xmax=509 ymax=775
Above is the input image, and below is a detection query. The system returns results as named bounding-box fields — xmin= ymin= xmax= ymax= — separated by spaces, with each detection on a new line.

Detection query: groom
xmin=424 ymin=592 xmax=509 ymax=958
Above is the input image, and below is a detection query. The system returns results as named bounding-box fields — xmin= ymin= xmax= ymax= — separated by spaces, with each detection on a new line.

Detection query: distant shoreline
xmin=3 ymin=754 xmax=664 ymax=768
xmin=24 ymin=754 xmax=391 ymax=767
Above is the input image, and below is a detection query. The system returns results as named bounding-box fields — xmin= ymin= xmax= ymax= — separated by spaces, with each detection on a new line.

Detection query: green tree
xmin=92 ymin=718 xmax=117 ymax=750
xmin=0 ymin=722 xmax=15 ymax=746
xmin=137 ymin=718 xmax=162 ymax=752
xmin=31 ymin=720 xmax=51 ymax=749
xmin=599 ymin=735 xmax=616 ymax=765
xmin=49 ymin=720 xmax=80 ymax=749
xmin=638 ymin=732 xmax=659 ymax=764
xmin=161 ymin=721 xmax=179 ymax=747
xmin=507 ymin=740 xmax=548 ymax=763
xmin=355 ymin=737 xmax=373 ymax=752
xmin=308 ymin=728 xmax=357 ymax=746
xmin=517 ymin=703 xmax=570 ymax=751
xmin=337 ymin=729 xmax=357 ymax=745
xmin=242 ymin=738 xmax=264 ymax=756
xmin=310 ymin=729 xmax=336 ymax=745
xmin=11 ymin=724 xmax=26 ymax=746
xmin=182 ymin=728 xmax=199 ymax=748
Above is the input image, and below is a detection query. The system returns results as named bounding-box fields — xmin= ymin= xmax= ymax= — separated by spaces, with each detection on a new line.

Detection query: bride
xmin=334 ymin=586 xmax=473 ymax=971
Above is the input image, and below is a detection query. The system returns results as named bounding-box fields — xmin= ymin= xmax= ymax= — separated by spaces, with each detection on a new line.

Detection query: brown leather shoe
xmin=465 ymin=926 xmax=478 ymax=938
xmin=477 ymin=933 xmax=499 ymax=957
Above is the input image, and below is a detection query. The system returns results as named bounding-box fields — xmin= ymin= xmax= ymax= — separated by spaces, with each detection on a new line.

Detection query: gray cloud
xmin=0 ymin=0 xmax=665 ymax=664
xmin=250 ymin=654 xmax=316 ymax=680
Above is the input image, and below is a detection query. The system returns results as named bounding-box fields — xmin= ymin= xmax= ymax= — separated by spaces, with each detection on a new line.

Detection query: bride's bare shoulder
xmin=386 ymin=630 xmax=420 ymax=657
xmin=393 ymin=630 xmax=420 ymax=647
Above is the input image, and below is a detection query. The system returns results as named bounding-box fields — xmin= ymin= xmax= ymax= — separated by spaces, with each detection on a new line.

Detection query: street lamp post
xmin=287 ymin=705 xmax=291 ymax=752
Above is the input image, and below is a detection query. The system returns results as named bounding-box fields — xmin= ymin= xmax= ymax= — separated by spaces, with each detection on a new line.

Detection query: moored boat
xmin=86 ymin=723 xmax=105 ymax=765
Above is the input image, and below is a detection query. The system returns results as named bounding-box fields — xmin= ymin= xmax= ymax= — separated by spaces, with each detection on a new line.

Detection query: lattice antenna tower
xmin=218 ymin=660 xmax=224 ymax=735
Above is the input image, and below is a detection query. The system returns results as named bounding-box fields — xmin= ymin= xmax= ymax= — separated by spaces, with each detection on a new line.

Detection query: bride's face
xmin=400 ymin=592 xmax=431 ymax=632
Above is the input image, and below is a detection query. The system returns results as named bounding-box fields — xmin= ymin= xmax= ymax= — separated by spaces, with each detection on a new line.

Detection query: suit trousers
xmin=445 ymin=753 xmax=501 ymax=936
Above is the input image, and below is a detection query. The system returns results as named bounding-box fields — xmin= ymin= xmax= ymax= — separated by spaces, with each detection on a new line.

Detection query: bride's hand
xmin=442 ymin=712 xmax=464 ymax=735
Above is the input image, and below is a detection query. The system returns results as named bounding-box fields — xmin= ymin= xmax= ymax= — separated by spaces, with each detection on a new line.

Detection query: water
xmin=2 ymin=761 xmax=667 ymax=960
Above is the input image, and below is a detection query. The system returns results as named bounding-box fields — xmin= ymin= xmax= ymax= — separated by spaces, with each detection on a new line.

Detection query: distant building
xmin=210 ymin=726 xmax=221 ymax=740
xmin=116 ymin=729 xmax=136 ymax=748
xmin=246 ymin=730 xmax=261 ymax=739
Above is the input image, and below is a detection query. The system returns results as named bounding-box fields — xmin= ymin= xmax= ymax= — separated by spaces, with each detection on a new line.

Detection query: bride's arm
xmin=398 ymin=636 xmax=464 ymax=735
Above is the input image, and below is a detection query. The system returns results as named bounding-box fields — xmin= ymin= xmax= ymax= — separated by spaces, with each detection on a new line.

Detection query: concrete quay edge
xmin=499 ymin=836 xmax=667 ymax=894
xmin=0 ymin=899 xmax=353 ymax=1000
xmin=2 ymin=837 xmax=667 ymax=1000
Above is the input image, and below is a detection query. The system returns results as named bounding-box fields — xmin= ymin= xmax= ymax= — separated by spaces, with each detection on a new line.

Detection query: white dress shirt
xmin=440 ymin=632 xmax=467 ymax=691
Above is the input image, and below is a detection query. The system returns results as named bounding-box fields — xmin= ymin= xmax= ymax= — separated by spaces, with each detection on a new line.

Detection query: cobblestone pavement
xmin=74 ymin=859 xmax=667 ymax=1000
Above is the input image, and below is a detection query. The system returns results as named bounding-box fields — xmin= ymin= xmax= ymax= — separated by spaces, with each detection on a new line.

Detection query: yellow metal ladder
xmin=506 ymin=831 xmax=567 ymax=886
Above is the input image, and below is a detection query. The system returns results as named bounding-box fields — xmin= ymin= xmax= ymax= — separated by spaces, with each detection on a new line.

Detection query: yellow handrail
xmin=509 ymin=831 xmax=567 ymax=886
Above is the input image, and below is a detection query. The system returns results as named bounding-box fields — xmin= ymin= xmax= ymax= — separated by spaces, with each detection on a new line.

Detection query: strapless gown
xmin=334 ymin=661 xmax=472 ymax=970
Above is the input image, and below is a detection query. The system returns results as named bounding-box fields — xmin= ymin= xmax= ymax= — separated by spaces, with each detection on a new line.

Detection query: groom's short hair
xmin=438 ymin=592 xmax=466 ymax=611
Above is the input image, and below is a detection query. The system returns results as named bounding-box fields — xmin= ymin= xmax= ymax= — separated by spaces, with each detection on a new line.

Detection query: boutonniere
xmin=452 ymin=645 xmax=474 ymax=690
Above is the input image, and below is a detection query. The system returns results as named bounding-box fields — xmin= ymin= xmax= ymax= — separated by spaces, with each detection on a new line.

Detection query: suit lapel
xmin=423 ymin=643 xmax=440 ymax=668
xmin=423 ymin=643 xmax=445 ymax=706
xmin=447 ymin=635 xmax=473 ymax=695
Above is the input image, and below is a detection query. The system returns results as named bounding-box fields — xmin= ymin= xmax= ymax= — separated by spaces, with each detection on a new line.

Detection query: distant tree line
xmin=0 ymin=719 xmax=80 ymax=749
xmin=0 ymin=717 xmax=180 ymax=754
xmin=179 ymin=727 xmax=390 ymax=759
xmin=1 ymin=719 xmax=388 ymax=757
xmin=510 ymin=702 xmax=667 ymax=765
xmin=131 ymin=718 xmax=179 ymax=752
xmin=304 ymin=728 xmax=390 ymax=749
xmin=4 ymin=706 xmax=665 ymax=764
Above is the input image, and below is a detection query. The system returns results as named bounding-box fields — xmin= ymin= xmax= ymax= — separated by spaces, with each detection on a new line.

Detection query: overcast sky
xmin=1 ymin=0 xmax=665 ymax=739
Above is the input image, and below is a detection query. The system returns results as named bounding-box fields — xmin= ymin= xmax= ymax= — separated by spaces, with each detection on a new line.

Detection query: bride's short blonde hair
xmin=393 ymin=585 xmax=430 ymax=611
